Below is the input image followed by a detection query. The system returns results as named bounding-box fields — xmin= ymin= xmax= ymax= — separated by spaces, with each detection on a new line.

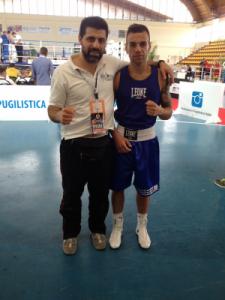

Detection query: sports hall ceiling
xmin=102 ymin=0 xmax=173 ymax=21
xmin=104 ymin=0 xmax=225 ymax=23
xmin=180 ymin=0 xmax=225 ymax=22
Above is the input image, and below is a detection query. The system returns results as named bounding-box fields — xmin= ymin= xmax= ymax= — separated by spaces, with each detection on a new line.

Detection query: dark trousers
xmin=59 ymin=135 xmax=113 ymax=239
xmin=15 ymin=45 xmax=23 ymax=63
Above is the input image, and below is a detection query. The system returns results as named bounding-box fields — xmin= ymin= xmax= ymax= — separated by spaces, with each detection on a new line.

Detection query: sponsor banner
xmin=22 ymin=26 xmax=51 ymax=33
xmin=58 ymin=27 xmax=78 ymax=35
xmin=175 ymin=81 xmax=225 ymax=123
xmin=0 ymin=86 xmax=50 ymax=121
xmin=7 ymin=25 xmax=22 ymax=32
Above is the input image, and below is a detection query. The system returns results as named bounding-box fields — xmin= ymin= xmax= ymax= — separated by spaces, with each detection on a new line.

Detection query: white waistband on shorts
xmin=117 ymin=125 xmax=156 ymax=142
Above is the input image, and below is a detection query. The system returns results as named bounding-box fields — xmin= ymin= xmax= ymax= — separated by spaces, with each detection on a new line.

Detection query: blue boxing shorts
xmin=111 ymin=137 xmax=160 ymax=197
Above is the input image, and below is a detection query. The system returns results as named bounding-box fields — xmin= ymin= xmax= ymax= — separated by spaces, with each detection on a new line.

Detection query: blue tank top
xmin=114 ymin=65 xmax=161 ymax=130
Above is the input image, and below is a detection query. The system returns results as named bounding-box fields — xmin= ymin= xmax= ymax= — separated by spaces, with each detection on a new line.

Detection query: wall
xmin=0 ymin=13 xmax=196 ymax=61
xmin=195 ymin=17 xmax=225 ymax=44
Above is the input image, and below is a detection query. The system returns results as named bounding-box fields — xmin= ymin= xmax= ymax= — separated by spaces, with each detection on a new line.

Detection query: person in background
xmin=222 ymin=63 xmax=225 ymax=83
xmin=109 ymin=24 xmax=172 ymax=250
xmin=203 ymin=59 xmax=211 ymax=80
xmin=185 ymin=64 xmax=194 ymax=81
xmin=12 ymin=32 xmax=23 ymax=63
xmin=47 ymin=16 xmax=173 ymax=256
xmin=0 ymin=64 xmax=15 ymax=85
xmin=199 ymin=57 xmax=208 ymax=79
xmin=7 ymin=31 xmax=17 ymax=63
xmin=31 ymin=47 xmax=54 ymax=85
xmin=0 ymin=34 xmax=2 ymax=63
xmin=212 ymin=60 xmax=221 ymax=81
xmin=1 ymin=31 xmax=10 ymax=63
xmin=16 ymin=67 xmax=34 ymax=85
xmin=6 ymin=63 xmax=20 ymax=82
xmin=199 ymin=58 xmax=205 ymax=68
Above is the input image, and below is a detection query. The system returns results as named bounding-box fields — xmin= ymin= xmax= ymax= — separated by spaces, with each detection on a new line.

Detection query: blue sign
xmin=192 ymin=91 xmax=203 ymax=108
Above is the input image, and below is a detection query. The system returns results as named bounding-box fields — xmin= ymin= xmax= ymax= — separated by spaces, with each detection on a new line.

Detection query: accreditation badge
xmin=90 ymin=97 xmax=106 ymax=135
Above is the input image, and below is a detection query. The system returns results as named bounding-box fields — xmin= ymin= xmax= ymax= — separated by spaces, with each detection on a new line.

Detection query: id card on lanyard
xmin=77 ymin=68 xmax=106 ymax=135
xmin=89 ymin=72 xmax=106 ymax=135
xmin=90 ymin=97 xmax=106 ymax=135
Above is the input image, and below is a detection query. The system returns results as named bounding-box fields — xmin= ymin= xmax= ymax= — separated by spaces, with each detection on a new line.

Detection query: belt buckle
xmin=124 ymin=128 xmax=138 ymax=141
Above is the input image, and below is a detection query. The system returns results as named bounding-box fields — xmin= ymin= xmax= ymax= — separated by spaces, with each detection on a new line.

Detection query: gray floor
xmin=0 ymin=118 xmax=225 ymax=300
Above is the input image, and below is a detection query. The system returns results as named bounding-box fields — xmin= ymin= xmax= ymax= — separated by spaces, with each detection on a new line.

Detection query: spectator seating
xmin=178 ymin=40 xmax=225 ymax=66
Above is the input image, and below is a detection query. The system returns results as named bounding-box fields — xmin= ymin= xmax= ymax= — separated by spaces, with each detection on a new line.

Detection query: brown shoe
xmin=63 ymin=238 xmax=77 ymax=255
xmin=90 ymin=233 xmax=107 ymax=250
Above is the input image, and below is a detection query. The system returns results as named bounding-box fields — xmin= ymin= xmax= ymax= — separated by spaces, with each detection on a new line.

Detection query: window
xmin=53 ymin=0 xmax=61 ymax=16
xmin=77 ymin=0 xmax=85 ymax=17
xmin=61 ymin=0 xmax=70 ymax=16
xmin=21 ymin=0 xmax=30 ymax=14
xmin=12 ymin=0 xmax=21 ymax=14
xmin=85 ymin=0 xmax=93 ymax=17
xmin=0 ymin=0 xmax=193 ymax=22
xmin=46 ymin=0 xmax=54 ymax=16
xmin=108 ymin=4 xmax=115 ymax=19
xmin=124 ymin=9 xmax=130 ymax=20
xmin=69 ymin=0 xmax=78 ymax=17
xmin=4 ymin=0 xmax=13 ymax=13
xmin=101 ymin=2 xmax=108 ymax=18
xmin=116 ymin=7 xmax=122 ymax=19
xmin=129 ymin=0 xmax=193 ymax=22
xmin=93 ymin=0 xmax=100 ymax=16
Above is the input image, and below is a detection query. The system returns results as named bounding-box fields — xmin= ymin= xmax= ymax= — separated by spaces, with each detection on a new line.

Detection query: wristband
xmin=157 ymin=60 xmax=165 ymax=68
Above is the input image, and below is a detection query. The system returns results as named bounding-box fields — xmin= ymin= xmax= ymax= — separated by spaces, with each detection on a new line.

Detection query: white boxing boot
xmin=109 ymin=213 xmax=123 ymax=249
xmin=136 ymin=213 xmax=151 ymax=249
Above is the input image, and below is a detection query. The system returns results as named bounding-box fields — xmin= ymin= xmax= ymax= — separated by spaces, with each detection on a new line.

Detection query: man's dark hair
xmin=40 ymin=47 xmax=48 ymax=56
xmin=126 ymin=23 xmax=150 ymax=40
xmin=79 ymin=16 xmax=109 ymax=38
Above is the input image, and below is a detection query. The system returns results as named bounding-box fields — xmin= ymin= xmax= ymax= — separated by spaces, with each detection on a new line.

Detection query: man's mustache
xmin=89 ymin=49 xmax=102 ymax=54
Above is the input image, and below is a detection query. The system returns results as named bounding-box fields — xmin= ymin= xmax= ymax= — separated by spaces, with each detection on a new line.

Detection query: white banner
xmin=0 ymin=86 xmax=50 ymax=121
xmin=175 ymin=81 xmax=225 ymax=123
xmin=169 ymin=82 xmax=180 ymax=95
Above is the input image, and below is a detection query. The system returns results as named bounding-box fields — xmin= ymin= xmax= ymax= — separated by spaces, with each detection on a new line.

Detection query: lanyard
xmin=77 ymin=69 xmax=99 ymax=100
xmin=94 ymin=74 xmax=99 ymax=100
